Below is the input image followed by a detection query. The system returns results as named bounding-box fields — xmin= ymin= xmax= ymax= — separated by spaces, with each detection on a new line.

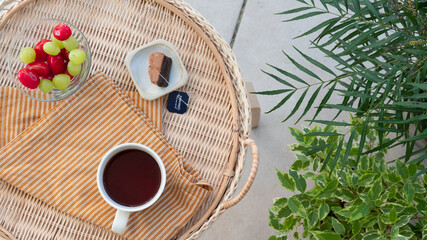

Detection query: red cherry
xmin=44 ymin=74 xmax=54 ymax=81
xmin=27 ymin=61 xmax=49 ymax=77
xmin=60 ymin=48 xmax=70 ymax=61
xmin=52 ymin=24 xmax=72 ymax=41
xmin=17 ymin=68 xmax=40 ymax=89
xmin=48 ymin=55 xmax=65 ymax=75
xmin=34 ymin=39 xmax=50 ymax=61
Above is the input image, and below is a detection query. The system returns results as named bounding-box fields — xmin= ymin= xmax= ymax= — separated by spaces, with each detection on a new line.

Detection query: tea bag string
xmin=149 ymin=64 xmax=170 ymax=85
xmin=149 ymin=64 xmax=189 ymax=106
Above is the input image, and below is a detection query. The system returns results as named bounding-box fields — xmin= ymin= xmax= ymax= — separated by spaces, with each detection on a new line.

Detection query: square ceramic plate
xmin=125 ymin=40 xmax=188 ymax=100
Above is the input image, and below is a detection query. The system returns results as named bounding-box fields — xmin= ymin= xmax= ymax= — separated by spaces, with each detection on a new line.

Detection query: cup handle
xmin=112 ymin=210 xmax=130 ymax=234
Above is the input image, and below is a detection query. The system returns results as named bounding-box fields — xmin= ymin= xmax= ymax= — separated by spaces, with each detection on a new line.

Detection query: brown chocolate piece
xmin=148 ymin=52 xmax=172 ymax=87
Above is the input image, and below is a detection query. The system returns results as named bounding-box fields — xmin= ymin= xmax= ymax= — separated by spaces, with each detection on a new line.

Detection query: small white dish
xmin=125 ymin=40 xmax=188 ymax=100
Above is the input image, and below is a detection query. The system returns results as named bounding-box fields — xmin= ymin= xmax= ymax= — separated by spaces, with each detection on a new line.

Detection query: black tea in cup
xmin=103 ymin=149 xmax=162 ymax=207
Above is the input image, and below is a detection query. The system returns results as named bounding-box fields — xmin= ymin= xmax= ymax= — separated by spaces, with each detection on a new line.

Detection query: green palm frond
xmin=260 ymin=0 xmax=427 ymax=172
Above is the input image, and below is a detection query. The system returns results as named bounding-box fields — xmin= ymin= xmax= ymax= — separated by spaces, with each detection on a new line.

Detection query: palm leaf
xmin=318 ymin=22 xmax=358 ymax=47
xmin=314 ymin=43 xmax=354 ymax=69
xmin=402 ymin=93 xmax=427 ymax=99
xmin=407 ymin=153 xmax=427 ymax=164
xmin=370 ymin=126 xmax=404 ymax=133
xmin=363 ymin=0 xmax=383 ymax=22
xmin=332 ymin=0 xmax=344 ymax=15
xmin=394 ymin=101 xmax=427 ymax=109
xmin=356 ymin=118 xmax=369 ymax=164
xmin=381 ymin=104 xmax=426 ymax=113
xmin=335 ymin=89 xmax=372 ymax=99
xmin=266 ymin=90 xmax=296 ymax=114
xmin=421 ymin=60 xmax=427 ymax=80
xmin=356 ymin=69 xmax=383 ymax=83
xmin=403 ymin=49 xmax=426 ymax=55
xmin=361 ymin=31 xmax=405 ymax=50
xmin=262 ymin=70 xmax=296 ymax=89
xmin=323 ymin=104 xmax=364 ymax=113
xmin=330 ymin=137 xmax=344 ymax=175
xmin=414 ymin=167 xmax=427 ymax=178
xmin=399 ymin=129 xmax=427 ymax=142
xmin=283 ymin=88 xmax=309 ymax=122
xmin=315 ymin=19 xmax=355 ymax=43
xmin=407 ymin=83 xmax=427 ymax=91
xmin=294 ymin=17 xmax=341 ymax=39
xmin=306 ymin=144 xmax=332 ymax=155
xmin=252 ymin=89 xmax=293 ymax=95
xmin=312 ymin=82 xmax=337 ymax=121
xmin=351 ymin=0 xmax=361 ymax=16
xmin=364 ymin=136 xmax=401 ymax=154
xmin=282 ymin=51 xmax=322 ymax=81
xmin=339 ymin=130 xmax=356 ymax=175
xmin=303 ymin=132 xmax=342 ymax=137
xmin=405 ymin=129 xmax=417 ymax=162
xmin=321 ymin=144 xmax=336 ymax=171
xmin=293 ymin=47 xmax=337 ymax=76
xmin=276 ymin=7 xmax=313 ymax=15
xmin=267 ymin=64 xmax=308 ymax=86
xmin=319 ymin=0 xmax=329 ymax=11
xmin=296 ymin=85 xmax=322 ymax=123
xmin=400 ymin=113 xmax=427 ymax=123
xmin=341 ymin=27 xmax=384 ymax=54
xmin=307 ymin=119 xmax=353 ymax=127
xmin=283 ymin=11 xmax=327 ymax=22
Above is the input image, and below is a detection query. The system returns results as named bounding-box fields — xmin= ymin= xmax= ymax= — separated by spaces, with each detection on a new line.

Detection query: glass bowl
xmin=7 ymin=19 xmax=91 ymax=102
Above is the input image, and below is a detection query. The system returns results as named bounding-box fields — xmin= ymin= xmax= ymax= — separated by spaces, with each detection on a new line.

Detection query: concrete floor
xmin=186 ymin=1 xmax=331 ymax=239
xmin=186 ymin=1 xmax=406 ymax=240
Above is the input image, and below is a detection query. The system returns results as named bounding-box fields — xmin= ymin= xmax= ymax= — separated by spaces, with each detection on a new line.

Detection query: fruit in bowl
xmin=17 ymin=23 xmax=87 ymax=94
xmin=8 ymin=19 xmax=90 ymax=102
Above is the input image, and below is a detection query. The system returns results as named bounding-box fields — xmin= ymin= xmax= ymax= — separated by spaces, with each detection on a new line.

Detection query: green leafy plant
xmin=257 ymin=0 xmax=427 ymax=165
xmin=268 ymin=123 xmax=427 ymax=240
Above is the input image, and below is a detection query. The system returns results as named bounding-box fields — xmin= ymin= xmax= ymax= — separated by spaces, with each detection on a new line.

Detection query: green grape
xmin=38 ymin=79 xmax=54 ymax=93
xmin=52 ymin=74 xmax=70 ymax=90
xmin=19 ymin=47 xmax=36 ymax=64
xmin=67 ymin=61 xmax=81 ymax=76
xmin=51 ymin=35 xmax=64 ymax=49
xmin=43 ymin=42 xmax=61 ymax=55
xmin=69 ymin=49 xmax=86 ymax=64
xmin=62 ymin=36 xmax=79 ymax=51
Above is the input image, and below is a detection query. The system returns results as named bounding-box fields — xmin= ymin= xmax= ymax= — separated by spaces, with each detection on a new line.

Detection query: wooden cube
xmin=245 ymin=82 xmax=261 ymax=128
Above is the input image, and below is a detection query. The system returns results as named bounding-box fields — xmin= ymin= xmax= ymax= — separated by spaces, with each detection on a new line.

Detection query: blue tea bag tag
xmin=167 ymin=91 xmax=189 ymax=114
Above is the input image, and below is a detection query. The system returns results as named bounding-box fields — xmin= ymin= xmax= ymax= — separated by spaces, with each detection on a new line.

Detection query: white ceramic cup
xmin=97 ymin=143 xmax=166 ymax=234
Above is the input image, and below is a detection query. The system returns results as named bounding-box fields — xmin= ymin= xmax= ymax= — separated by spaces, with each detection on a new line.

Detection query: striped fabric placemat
xmin=0 ymin=72 xmax=211 ymax=239
xmin=0 ymin=84 xmax=163 ymax=149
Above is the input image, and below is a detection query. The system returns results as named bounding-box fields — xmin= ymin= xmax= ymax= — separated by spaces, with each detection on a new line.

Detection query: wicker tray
xmin=0 ymin=0 xmax=258 ymax=239
xmin=0 ymin=225 xmax=16 ymax=240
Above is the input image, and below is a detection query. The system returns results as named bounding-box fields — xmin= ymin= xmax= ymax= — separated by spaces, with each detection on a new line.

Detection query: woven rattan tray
xmin=0 ymin=225 xmax=16 ymax=240
xmin=0 ymin=0 xmax=258 ymax=239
